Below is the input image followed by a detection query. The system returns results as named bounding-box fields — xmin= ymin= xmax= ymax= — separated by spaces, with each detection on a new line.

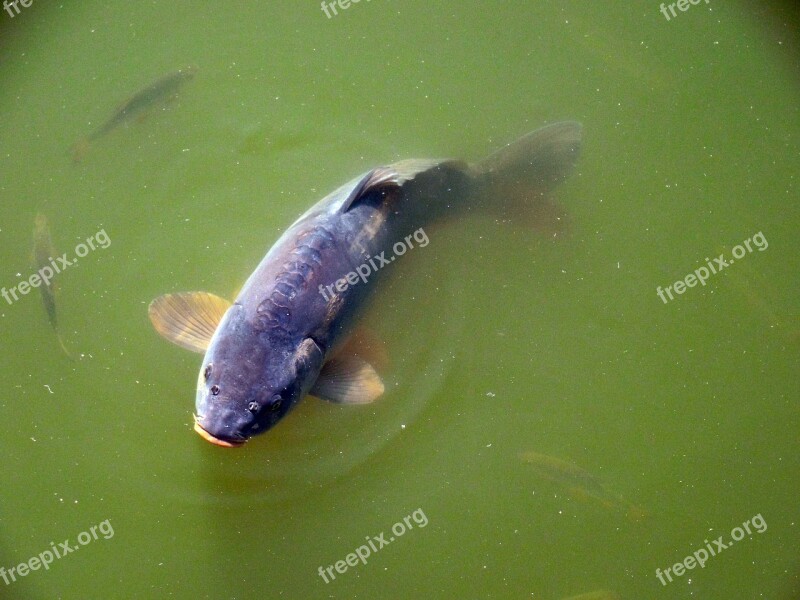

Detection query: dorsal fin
xmin=340 ymin=167 xmax=400 ymax=213
xmin=339 ymin=160 xmax=453 ymax=213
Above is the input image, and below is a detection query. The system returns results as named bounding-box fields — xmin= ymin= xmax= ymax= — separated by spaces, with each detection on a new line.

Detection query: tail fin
xmin=55 ymin=329 xmax=75 ymax=361
xmin=471 ymin=121 xmax=582 ymax=231
xmin=475 ymin=121 xmax=582 ymax=195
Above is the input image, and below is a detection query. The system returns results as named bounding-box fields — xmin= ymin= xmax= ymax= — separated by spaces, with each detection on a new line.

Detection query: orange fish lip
xmin=193 ymin=421 xmax=245 ymax=448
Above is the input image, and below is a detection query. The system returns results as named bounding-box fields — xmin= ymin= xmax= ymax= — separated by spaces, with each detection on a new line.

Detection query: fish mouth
xmin=192 ymin=419 xmax=246 ymax=448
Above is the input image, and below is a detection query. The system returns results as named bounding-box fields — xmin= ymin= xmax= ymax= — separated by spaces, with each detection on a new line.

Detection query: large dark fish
xmin=33 ymin=213 xmax=72 ymax=358
xmin=149 ymin=122 xmax=582 ymax=447
xmin=71 ymin=66 xmax=196 ymax=162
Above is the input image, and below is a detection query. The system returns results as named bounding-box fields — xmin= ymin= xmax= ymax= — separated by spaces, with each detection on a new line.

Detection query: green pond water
xmin=0 ymin=2 xmax=798 ymax=599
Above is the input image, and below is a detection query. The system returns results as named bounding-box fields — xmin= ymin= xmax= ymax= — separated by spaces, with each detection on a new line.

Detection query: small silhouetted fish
xmin=71 ymin=66 xmax=197 ymax=162
xmin=520 ymin=451 xmax=646 ymax=522
xmin=33 ymin=213 xmax=72 ymax=359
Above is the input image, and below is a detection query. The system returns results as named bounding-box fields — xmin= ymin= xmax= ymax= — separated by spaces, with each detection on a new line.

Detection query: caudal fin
xmin=55 ymin=330 xmax=75 ymax=361
xmin=472 ymin=121 xmax=582 ymax=232
xmin=475 ymin=121 xmax=582 ymax=195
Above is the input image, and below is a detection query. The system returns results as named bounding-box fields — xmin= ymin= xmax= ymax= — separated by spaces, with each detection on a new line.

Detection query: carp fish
xmin=520 ymin=451 xmax=647 ymax=522
xmin=149 ymin=122 xmax=582 ymax=447
xmin=71 ymin=66 xmax=196 ymax=162
xmin=33 ymin=213 xmax=72 ymax=358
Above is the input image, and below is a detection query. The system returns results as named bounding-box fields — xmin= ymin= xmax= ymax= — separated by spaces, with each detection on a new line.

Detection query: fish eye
xmin=210 ymin=385 xmax=220 ymax=396
xmin=247 ymin=401 xmax=259 ymax=413
xmin=269 ymin=395 xmax=283 ymax=412
xmin=203 ymin=364 xmax=212 ymax=380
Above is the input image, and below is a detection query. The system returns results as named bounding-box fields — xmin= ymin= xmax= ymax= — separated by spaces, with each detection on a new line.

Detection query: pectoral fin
xmin=148 ymin=292 xmax=231 ymax=353
xmin=311 ymin=354 xmax=385 ymax=404
xmin=338 ymin=327 xmax=389 ymax=372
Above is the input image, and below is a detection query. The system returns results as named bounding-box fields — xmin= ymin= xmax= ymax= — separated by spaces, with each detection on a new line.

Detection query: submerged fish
xmin=33 ymin=213 xmax=72 ymax=358
xmin=149 ymin=122 xmax=582 ymax=447
xmin=520 ymin=451 xmax=646 ymax=522
xmin=71 ymin=66 xmax=196 ymax=162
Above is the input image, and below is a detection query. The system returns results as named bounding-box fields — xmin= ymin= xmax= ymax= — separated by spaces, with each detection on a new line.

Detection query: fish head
xmin=193 ymin=304 xmax=324 ymax=447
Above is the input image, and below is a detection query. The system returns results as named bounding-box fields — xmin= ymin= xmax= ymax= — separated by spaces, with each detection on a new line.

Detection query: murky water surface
xmin=0 ymin=2 xmax=798 ymax=598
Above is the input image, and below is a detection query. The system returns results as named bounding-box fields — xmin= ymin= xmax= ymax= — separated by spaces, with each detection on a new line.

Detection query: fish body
xmin=521 ymin=451 xmax=611 ymax=498
xmin=33 ymin=213 xmax=71 ymax=358
xmin=72 ymin=66 xmax=196 ymax=161
xmin=150 ymin=122 xmax=582 ymax=446
xmin=520 ymin=451 xmax=646 ymax=521
xmin=33 ymin=214 xmax=57 ymax=327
